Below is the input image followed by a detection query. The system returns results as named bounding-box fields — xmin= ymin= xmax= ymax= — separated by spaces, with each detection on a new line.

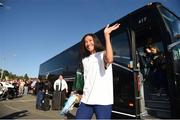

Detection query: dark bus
xmin=38 ymin=2 xmax=180 ymax=119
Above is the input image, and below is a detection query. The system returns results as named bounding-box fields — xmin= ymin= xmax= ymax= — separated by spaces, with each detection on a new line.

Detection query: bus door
xmin=110 ymin=28 xmax=136 ymax=118
xmin=135 ymin=23 xmax=171 ymax=118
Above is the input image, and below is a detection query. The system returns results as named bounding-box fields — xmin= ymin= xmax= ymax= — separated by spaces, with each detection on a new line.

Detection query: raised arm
xmin=104 ymin=23 xmax=120 ymax=64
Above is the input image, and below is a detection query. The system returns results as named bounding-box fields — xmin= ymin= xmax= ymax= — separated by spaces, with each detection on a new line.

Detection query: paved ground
xmin=0 ymin=94 xmax=77 ymax=119
xmin=0 ymin=94 xmax=143 ymax=119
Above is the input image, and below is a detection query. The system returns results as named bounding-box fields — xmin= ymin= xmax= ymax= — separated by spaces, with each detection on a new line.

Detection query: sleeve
xmin=53 ymin=80 xmax=56 ymax=90
xmin=65 ymin=81 xmax=68 ymax=90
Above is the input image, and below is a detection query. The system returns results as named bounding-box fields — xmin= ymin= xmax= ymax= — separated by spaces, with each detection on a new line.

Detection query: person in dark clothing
xmin=36 ymin=80 xmax=45 ymax=109
xmin=43 ymin=79 xmax=52 ymax=94
xmin=148 ymin=44 xmax=167 ymax=95
xmin=34 ymin=79 xmax=41 ymax=95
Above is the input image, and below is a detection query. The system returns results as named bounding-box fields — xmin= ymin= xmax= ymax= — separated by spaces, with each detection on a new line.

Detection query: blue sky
xmin=0 ymin=0 xmax=179 ymax=78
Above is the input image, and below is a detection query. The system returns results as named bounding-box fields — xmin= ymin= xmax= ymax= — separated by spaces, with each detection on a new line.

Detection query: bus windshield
xmin=159 ymin=6 xmax=180 ymax=60
xmin=159 ymin=6 xmax=180 ymax=43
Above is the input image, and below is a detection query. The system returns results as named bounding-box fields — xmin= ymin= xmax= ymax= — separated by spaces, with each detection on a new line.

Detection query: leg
xmin=76 ymin=102 xmax=94 ymax=119
xmin=94 ymin=104 xmax=112 ymax=119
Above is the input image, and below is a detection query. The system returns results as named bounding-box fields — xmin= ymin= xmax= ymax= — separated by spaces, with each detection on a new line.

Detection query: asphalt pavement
xmin=0 ymin=94 xmax=158 ymax=119
xmin=0 ymin=94 xmax=77 ymax=119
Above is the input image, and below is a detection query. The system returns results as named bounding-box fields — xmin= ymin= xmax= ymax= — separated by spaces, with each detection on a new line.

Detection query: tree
xmin=3 ymin=70 xmax=9 ymax=79
xmin=24 ymin=73 xmax=29 ymax=81
xmin=9 ymin=72 xmax=17 ymax=80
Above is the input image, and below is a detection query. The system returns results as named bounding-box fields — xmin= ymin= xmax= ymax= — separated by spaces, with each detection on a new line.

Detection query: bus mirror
xmin=175 ymin=34 xmax=180 ymax=39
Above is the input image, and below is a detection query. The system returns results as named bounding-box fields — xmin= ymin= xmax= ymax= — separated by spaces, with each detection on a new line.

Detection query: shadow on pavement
xmin=66 ymin=112 xmax=75 ymax=119
xmin=0 ymin=110 xmax=29 ymax=119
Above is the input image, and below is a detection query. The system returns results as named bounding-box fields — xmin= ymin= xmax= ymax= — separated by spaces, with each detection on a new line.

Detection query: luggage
xmin=52 ymin=91 xmax=62 ymax=110
xmin=41 ymin=93 xmax=50 ymax=111
xmin=36 ymin=91 xmax=44 ymax=109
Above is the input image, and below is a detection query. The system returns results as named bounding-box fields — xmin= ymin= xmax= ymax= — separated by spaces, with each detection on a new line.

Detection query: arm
xmin=65 ymin=81 xmax=68 ymax=93
xmin=104 ymin=23 xmax=120 ymax=64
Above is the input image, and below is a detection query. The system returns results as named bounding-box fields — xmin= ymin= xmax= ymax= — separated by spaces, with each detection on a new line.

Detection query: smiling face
xmin=84 ymin=35 xmax=96 ymax=54
xmin=81 ymin=33 xmax=104 ymax=58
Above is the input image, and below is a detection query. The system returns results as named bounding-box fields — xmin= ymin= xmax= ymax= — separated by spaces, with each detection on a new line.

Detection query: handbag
xmin=72 ymin=68 xmax=84 ymax=92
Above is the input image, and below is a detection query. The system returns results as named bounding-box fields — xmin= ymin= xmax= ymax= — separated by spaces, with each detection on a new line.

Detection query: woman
xmin=76 ymin=23 xmax=120 ymax=119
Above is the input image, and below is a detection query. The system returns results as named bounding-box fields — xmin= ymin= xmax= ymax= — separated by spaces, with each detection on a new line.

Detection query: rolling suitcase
xmin=41 ymin=93 xmax=50 ymax=111
xmin=52 ymin=91 xmax=62 ymax=110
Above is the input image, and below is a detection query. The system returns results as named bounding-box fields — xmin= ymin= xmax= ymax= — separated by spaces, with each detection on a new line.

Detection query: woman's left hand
xmin=104 ymin=23 xmax=120 ymax=35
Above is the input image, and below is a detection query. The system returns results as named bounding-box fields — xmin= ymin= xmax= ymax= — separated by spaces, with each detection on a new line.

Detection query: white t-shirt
xmin=53 ymin=79 xmax=68 ymax=92
xmin=81 ymin=51 xmax=113 ymax=105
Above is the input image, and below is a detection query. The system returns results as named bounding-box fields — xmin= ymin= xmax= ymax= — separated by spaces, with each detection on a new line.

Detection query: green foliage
xmin=24 ymin=73 xmax=29 ymax=81
xmin=0 ymin=69 xmax=30 ymax=80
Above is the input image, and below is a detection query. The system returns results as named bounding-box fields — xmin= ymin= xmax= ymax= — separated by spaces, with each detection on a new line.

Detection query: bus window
xmin=172 ymin=44 xmax=180 ymax=60
xmin=112 ymin=31 xmax=131 ymax=67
